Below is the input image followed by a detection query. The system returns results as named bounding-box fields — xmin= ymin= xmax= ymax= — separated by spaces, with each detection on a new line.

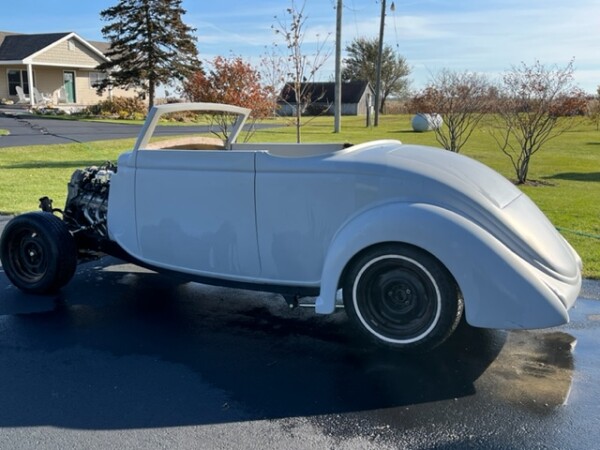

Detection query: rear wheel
xmin=0 ymin=212 xmax=77 ymax=294
xmin=343 ymin=244 xmax=463 ymax=352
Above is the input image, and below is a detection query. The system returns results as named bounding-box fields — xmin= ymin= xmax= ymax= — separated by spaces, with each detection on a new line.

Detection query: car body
xmin=0 ymin=102 xmax=582 ymax=352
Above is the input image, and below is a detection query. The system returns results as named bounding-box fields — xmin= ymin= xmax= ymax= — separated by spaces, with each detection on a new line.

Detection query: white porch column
xmin=27 ymin=63 xmax=35 ymax=107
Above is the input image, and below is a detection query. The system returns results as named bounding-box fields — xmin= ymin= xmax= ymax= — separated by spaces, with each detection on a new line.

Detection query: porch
xmin=2 ymin=64 xmax=110 ymax=108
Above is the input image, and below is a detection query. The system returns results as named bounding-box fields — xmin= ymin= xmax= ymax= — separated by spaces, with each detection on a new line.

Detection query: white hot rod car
xmin=0 ymin=103 xmax=582 ymax=352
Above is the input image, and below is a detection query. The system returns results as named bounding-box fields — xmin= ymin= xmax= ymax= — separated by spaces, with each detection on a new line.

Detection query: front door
xmin=133 ymin=150 xmax=261 ymax=279
xmin=63 ymin=71 xmax=75 ymax=103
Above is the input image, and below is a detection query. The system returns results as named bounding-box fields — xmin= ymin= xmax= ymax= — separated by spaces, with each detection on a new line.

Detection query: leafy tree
xmin=410 ymin=70 xmax=492 ymax=153
xmin=342 ymin=37 xmax=410 ymax=113
xmin=272 ymin=0 xmax=332 ymax=143
xmin=183 ymin=56 xmax=276 ymax=140
xmin=492 ymin=60 xmax=585 ymax=184
xmin=96 ymin=0 xmax=200 ymax=108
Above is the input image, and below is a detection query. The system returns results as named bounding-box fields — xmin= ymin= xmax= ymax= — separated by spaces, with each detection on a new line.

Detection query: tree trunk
xmin=518 ymin=156 xmax=530 ymax=184
xmin=379 ymin=96 xmax=385 ymax=114
xmin=294 ymin=88 xmax=301 ymax=143
xmin=148 ymin=81 xmax=155 ymax=109
xmin=295 ymin=108 xmax=301 ymax=143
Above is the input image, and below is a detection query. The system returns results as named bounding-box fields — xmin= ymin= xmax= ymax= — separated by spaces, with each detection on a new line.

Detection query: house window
xmin=89 ymin=71 xmax=107 ymax=88
xmin=7 ymin=69 xmax=30 ymax=96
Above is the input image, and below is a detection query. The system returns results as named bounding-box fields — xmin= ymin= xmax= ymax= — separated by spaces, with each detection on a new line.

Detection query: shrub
xmin=492 ymin=60 xmax=582 ymax=184
xmin=85 ymin=96 xmax=146 ymax=118
xmin=549 ymin=95 xmax=588 ymax=117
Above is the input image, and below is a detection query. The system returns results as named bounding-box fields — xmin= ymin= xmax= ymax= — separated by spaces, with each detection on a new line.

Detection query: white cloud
xmin=174 ymin=0 xmax=600 ymax=93
xmin=380 ymin=2 xmax=600 ymax=92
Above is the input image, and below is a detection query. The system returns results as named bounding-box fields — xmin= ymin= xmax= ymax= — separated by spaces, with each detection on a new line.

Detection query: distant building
xmin=0 ymin=30 xmax=139 ymax=108
xmin=277 ymin=80 xmax=374 ymax=116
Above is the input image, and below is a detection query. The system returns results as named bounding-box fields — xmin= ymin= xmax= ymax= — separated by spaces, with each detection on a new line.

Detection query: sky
xmin=0 ymin=0 xmax=598 ymax=94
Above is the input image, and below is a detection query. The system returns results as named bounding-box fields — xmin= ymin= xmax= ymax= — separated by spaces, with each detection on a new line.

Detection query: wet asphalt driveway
xmin=0 ymin=211 xmax=599 ymax=448
xmin=0 ymin=112 xmax=147 ymax=147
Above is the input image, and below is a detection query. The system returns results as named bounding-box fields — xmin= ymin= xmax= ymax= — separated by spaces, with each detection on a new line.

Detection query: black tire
xmin=0 ymin=212 xmax=77 ymax=294
xmin=343 ymin=244 xmax=463 ymax=352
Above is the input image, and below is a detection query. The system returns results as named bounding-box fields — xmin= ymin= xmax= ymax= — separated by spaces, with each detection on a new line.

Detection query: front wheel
xmin=343 ymin=244 xmax=463 ymax=352
xmin=0 ymin=212 xmax=77 ymax=294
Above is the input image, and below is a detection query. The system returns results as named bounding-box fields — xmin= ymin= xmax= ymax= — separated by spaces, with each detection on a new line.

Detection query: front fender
xmin=316 ymin=202 xmax=575 ymax=330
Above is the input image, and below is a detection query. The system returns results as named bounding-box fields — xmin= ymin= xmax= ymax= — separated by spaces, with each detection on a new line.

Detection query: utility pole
xmin=334 ymin=0 xmax=342 ymax=133
xmin=374 ymin=0 xmax=386 ymax=126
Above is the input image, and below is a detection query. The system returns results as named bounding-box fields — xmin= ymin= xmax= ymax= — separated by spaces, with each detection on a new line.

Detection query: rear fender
xmin=316 ymin=202 xmax=570 ymax=329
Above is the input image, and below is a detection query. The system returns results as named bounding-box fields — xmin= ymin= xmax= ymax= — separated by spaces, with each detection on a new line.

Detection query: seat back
xmin=16 ymin=86 xmax=29 ymax=103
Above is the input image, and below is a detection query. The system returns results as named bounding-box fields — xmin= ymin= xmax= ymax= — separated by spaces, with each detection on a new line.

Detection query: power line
xmin=391 ymin=1 xmax=401 ymax=49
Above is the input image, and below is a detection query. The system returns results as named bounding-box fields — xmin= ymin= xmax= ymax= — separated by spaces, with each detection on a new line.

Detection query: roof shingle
xmin=0 ymin=32 xmax=70 ymax=60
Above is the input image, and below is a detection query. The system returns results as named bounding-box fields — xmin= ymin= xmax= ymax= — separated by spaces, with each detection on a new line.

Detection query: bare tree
xmin=259 ymin=46 xmax=287 ymax=115
xmin=410 ymin=70 xmax=492 ymax=153
xmin=272 ymin=0 xmax=332 ymax=142
xmin=492 ymin=60 xmax=584 ymax=184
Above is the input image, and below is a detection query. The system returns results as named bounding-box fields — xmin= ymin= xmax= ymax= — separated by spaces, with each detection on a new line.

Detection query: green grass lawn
xmin=1 ymin=114 xmax=598 ymax=278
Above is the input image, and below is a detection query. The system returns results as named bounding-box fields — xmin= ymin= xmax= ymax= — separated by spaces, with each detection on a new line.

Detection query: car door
xmin=134 ymin=149 xmax=261 ymax=279
xmin=254 ymin=151 xmax=356 ymax=285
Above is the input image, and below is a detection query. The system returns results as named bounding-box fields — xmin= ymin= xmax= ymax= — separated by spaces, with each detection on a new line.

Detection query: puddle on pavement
xmin=482 ymin=330 xmax=576 ymax=413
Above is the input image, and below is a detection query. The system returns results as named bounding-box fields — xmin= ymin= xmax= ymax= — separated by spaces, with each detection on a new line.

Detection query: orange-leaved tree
xmin=183 ymin=56 xmax=276 ymax=141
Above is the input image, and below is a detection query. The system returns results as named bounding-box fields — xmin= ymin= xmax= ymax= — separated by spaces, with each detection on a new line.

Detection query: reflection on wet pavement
xmin=482 ymin=330 xmax=576 ymax=412
xmin=0 ymin=257 xmax=596 ymax=448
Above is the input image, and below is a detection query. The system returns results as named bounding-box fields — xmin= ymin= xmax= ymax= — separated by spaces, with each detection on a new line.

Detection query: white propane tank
xmin=411 ymin=113 xmax=443 ymax=132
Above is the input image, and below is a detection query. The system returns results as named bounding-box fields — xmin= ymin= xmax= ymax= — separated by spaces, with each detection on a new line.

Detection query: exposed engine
xmin=61 ymin=162 xmax=117 ymax=239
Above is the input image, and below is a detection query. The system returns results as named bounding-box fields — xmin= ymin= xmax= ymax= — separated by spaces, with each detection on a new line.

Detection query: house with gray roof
xmin=277 ymin=80 xmax=374 ymax=116
xmin=0 ymin=31 xmax=136 ymax=108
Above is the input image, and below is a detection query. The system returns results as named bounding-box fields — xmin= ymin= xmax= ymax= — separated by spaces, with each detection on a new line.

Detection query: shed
xmin=277 ymin=81 xmax=374 ymax=116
